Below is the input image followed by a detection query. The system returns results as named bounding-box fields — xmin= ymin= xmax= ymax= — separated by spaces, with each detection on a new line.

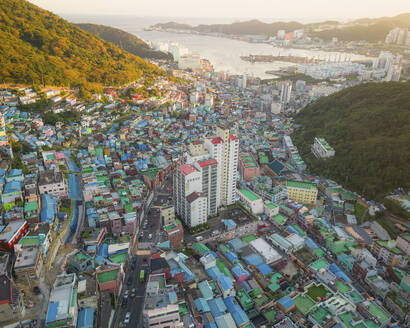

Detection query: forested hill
xmin=76 ymin=23 xmax=172 ymax=61
xmin=0 ymin=0 xmax=165 ymax=92
xmin=292 ymin=82 xmax=410 ymax=200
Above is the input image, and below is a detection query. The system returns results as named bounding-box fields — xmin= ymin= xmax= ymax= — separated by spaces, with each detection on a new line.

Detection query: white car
xmin=124 ymin=312 xmax=131 ymax=324
xmin=148 ymin=234 xmax=152 ymax=239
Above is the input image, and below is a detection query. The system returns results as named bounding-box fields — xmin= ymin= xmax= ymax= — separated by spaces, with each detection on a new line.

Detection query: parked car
xmin=124 ymin=312 xmax=131 ymax=324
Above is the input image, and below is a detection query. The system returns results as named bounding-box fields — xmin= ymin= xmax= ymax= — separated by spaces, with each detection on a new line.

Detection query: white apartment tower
xmin=173 ymin=164 xmax=207 ymax=227
xmin=194 ymin=158 xmax=219 ymax=216
xmin=215 ymin=126 xmax=239 ymax=206
xmin=174 ymin=127 xmax=239 ymax=226
xmin=279 ymin=81 xmax=292 ymax=105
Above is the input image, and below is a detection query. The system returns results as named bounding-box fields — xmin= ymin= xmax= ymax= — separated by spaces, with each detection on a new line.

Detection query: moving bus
xmin=139 ymin=269 xmax=145 ymax=283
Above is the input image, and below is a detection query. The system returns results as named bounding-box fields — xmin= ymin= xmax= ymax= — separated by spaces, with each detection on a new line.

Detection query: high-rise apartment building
xmin=215 ymin=126 xmax=239 ymax=206
xmin=174 ymin=127 xmax=239 ymax=226
xmin=278 ymin=81 xmax=292 ymax=105
xmin=173 ymin=164 xmax=205 ymax=227
xmin=194 ymin=158 xmax=219 ymax=216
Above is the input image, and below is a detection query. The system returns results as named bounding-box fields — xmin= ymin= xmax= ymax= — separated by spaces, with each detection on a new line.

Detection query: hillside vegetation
xmin=0 ymin=0 xmax=164 ymax=92
xmin=292 ymin=82 xmax=410 ymax=200
xmin=76 ymin=23 xmax=172 ymax=61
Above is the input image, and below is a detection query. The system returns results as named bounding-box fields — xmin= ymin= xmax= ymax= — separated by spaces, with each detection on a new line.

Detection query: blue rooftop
xmin=218 ymin=275 xmax=233 ymax=291
xmin=257 ymin=263 xmax=272 ymax=276
xmin=207 ymin=297 xmax=227 ymax=318
xmin=277 ymin=295 xmax=295 ymax=310
xmin=77 ymin=308 xmax=94 ymax=328
xmin=243 ymin=253 xmax=264 ymax=266
xmin=41 ymin=194 xmax=56 ymax=223
xmin=195 ymin=298 xmax=211 ymax=313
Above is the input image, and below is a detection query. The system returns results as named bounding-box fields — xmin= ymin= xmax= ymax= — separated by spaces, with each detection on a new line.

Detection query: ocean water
xmin=66 ymin=14 xmax=370 ymax=78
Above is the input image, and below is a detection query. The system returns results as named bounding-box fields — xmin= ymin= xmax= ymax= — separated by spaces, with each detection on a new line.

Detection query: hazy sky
xmin=29 ymin=0 xmax=410 ymax=21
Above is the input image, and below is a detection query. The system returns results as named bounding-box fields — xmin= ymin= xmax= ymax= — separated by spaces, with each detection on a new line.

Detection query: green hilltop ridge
xmin=311 ymin=13 xmax=410 ymax=42
xmin=292 ymin=81 xmax=410 ymax=200
xmin=0 ymin=0 xmax=165 ymax=93
xmin=153 ymin=13 xmax=410 ymax=42
xmin=75 ymin=23 xmax=173 ymax=61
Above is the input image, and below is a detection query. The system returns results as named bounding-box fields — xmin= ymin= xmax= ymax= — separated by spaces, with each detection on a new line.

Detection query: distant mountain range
xmin=292 ymin=81 xmax=410 ymax=200
xmin=75 ymin=23 xmax=172 ymax=61
xmin=151 ymin=13 xmax=410 ymax=42
xmin=0 ymin=0 xmax=165 ymax=92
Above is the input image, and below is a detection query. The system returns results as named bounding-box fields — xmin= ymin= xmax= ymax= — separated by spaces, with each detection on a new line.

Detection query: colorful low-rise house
xmin=17 ymin=233 xmax=49 ymax=259
xmin=237 ymin=188 xmax=264 ymax=215
xmin=24 ymin=200 xmax=40 ymax=224
xmin=371 ymin=239 xmax=408 ymax=268
xmin=164 ymin=219 xmax=184 ymax=247
xmin=96 ymin=266 xmax=123 ymax=294
xmin=69 ymin=251 xmax=94 ymax=273
xmin=239 ymin=152 xmax=260 ymax=182
xmin=0 ymin=220 xmax=28 ymax=252
xmin=45 ymin=274 xmax=78 ymax=328
xmin=2 ymin=181 xmax=24 ymax=211
xmin=142 ymin=168 xmax=164 ymax=190
xmin=38 ymin=170 xmax=67 ymax=197
xmin=286 ymin=180 xmax=318 ymax=204
xmin=82 ymin=227 xmax=107 ymax=247
xmin=13 ymin=244 xmax=43 ymax=283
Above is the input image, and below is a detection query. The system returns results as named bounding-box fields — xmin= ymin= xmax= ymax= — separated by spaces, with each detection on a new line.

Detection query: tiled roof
xmin=228 ymin=134 xmax=238 ymax=141
xmin=198 ymin=158 xmax=218 ymax=167
xmin=178 ymin=164 xmax=197 ymax=176
xmin=211 ymin=137 xmax=223 ymax=144
xmin=186 ymin=192 xmax=206 ymax=203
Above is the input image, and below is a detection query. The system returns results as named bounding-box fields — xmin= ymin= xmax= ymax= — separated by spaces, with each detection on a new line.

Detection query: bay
xmin=66 ymin=15 xmax=371 ymax=79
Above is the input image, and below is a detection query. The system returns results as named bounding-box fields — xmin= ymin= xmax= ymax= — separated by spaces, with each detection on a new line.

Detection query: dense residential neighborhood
xmin=0 ymin=9 xmax=410 ymax=322
xmin=0 ymin=43 xmax=409 ymax=328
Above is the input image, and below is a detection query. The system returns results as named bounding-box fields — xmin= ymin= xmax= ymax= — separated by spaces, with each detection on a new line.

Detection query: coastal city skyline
xmin=29 ymin=0 xmax=410 ymax=21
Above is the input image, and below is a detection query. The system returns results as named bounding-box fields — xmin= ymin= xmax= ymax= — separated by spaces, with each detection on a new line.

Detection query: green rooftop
xmin=293 ymin=294 xmax=315 ymax=315
xmin=263 ymin=309 xmax=277 ymax=323
xmin=315 ymin=137 xmax=335 ymax=152
xmin=24 ymin=201 xmax=38 ymax=212
xmin=19 ymin=236 xmax=40 ymax=246
xmin=335 ymin=280 xmax=352 ymax=293
xmin=216 ymin=259 xmax=234 ymax=280
xmin=310 ymin=259 xmax=330 ymax=271
xmin=338 ymin=312 xmax=367 ymax=328
xmin=306 ymin=284 xmax=330 ymax=301
xmin=272 ymin=214 xmax=287 ymax=225
xmin=108 ymin=252 xmax=127 ymax=264
xmin=376 ymin=240 xmax=404 ymax=255
xmin=286 ymin=180 xmax=317 ymax=190
xmin=310 ymin=306 xmax=332 ymax=325
xmin=346 ymin=290 xmax=363 ymax=303
xmin=366 ymin=302 xmax=390 ymax=323
xmin=193 ymin=243 xmax=210 ymax=254
xmin=242 ymin=234 xmax=257 ymax=243
xmin=141 ymin=168 xmax=162 ymax=180
xmin=238 ymin=189 xmax=260 ymax=202
xmin=97 ymin=268 xmax=119 ymax=283
xmin=265 ymin=202 xmax=278 ymax=210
